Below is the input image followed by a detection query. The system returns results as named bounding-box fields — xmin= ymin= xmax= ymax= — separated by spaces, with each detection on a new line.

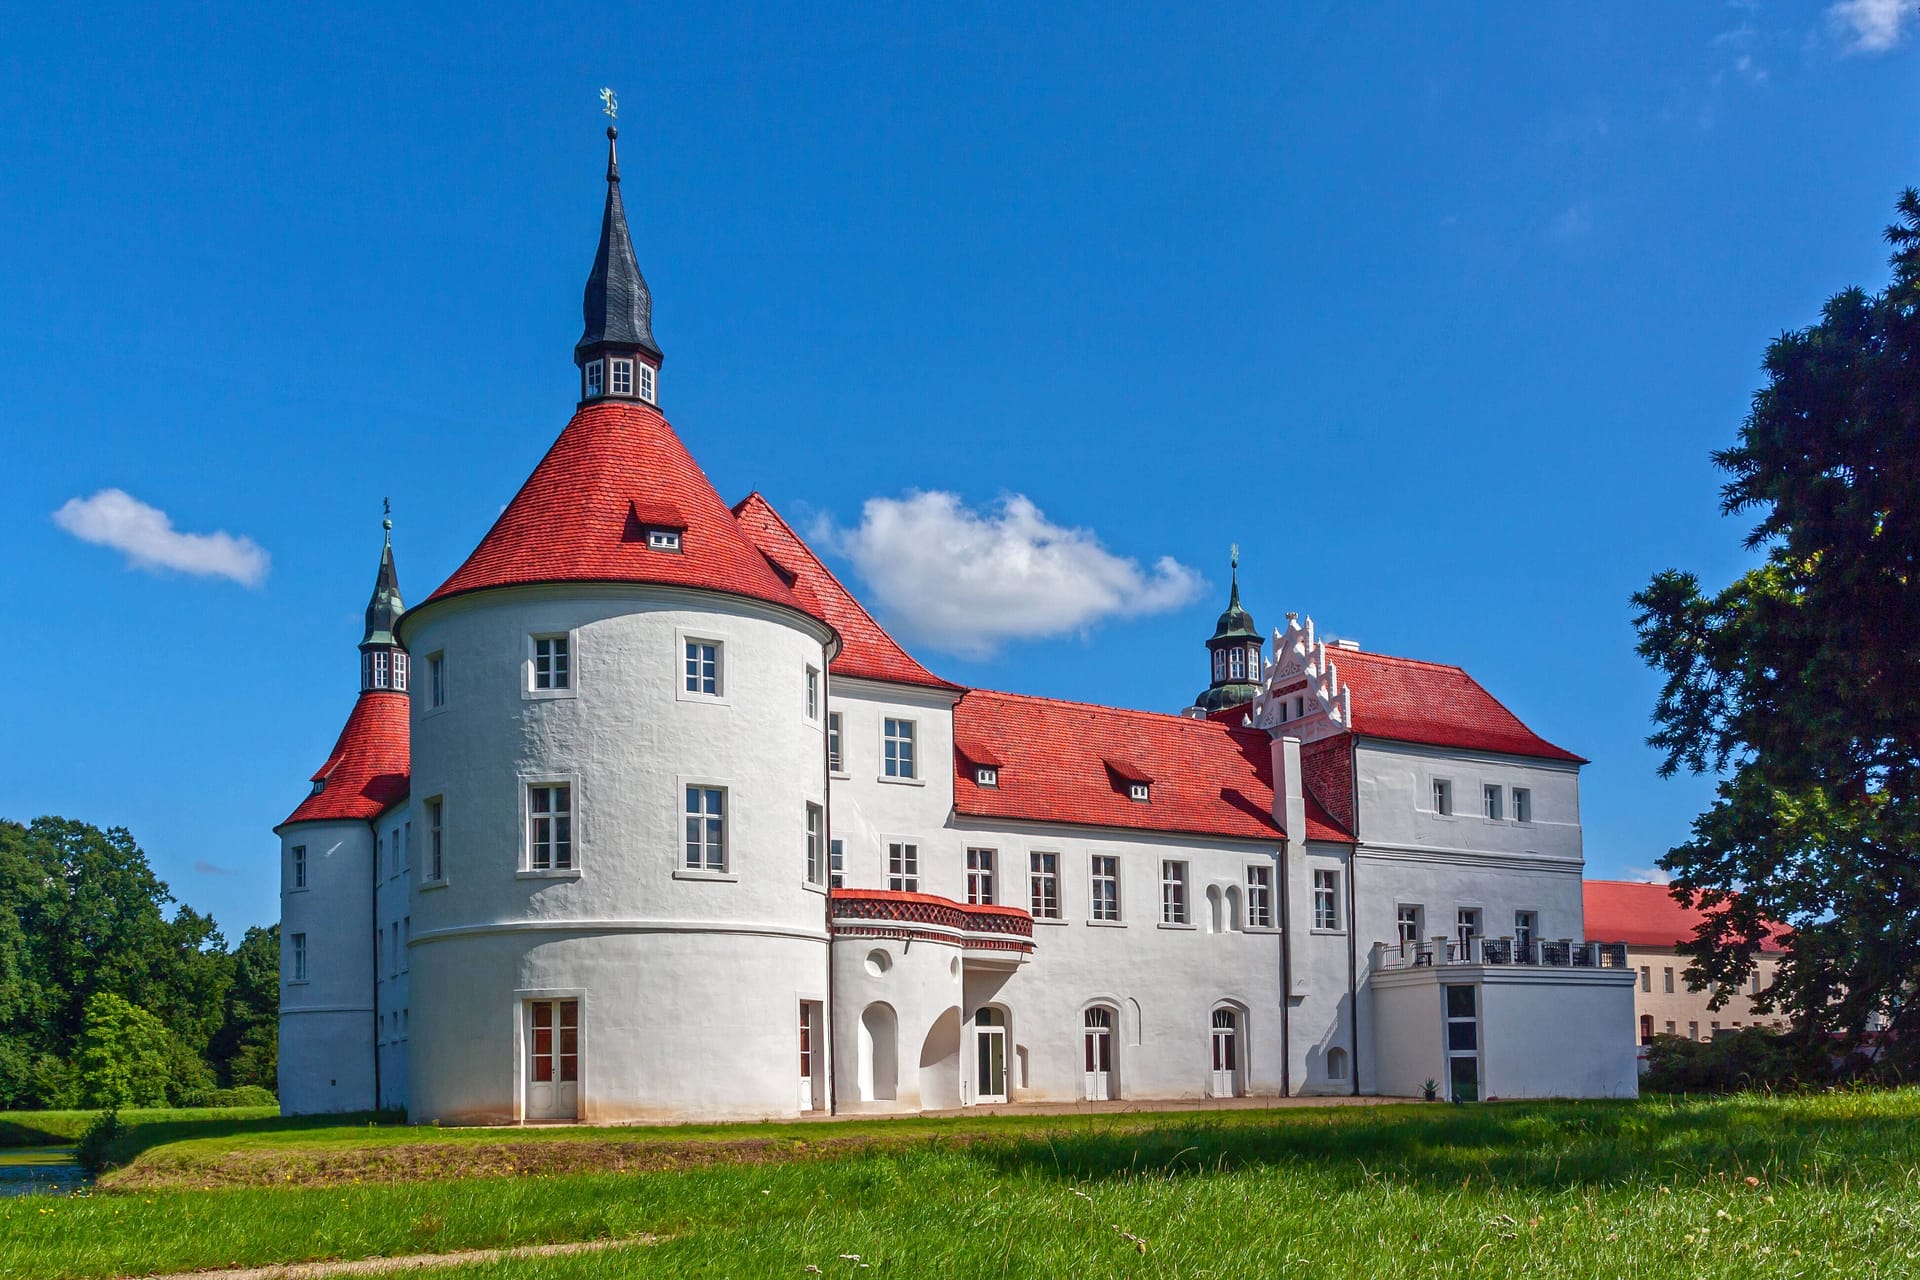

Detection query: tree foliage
xmin=0 ymin=816 xmax=277 ymax=1108
xmin=1633 ymin=189 xmax=1920 ymax=1063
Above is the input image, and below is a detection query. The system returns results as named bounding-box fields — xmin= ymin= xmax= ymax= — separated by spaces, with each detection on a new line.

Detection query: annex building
xmin=276 ymin=126 xmax=1637 ymax=1122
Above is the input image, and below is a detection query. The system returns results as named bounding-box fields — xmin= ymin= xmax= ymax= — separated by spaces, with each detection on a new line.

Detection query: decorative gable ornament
xmin=1248 ymin=612 xmax=1353 ymax=743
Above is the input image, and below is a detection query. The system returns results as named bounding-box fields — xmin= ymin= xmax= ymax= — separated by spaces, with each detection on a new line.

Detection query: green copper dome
xmin=1194 ymin=552 xmax=1263 ymax=713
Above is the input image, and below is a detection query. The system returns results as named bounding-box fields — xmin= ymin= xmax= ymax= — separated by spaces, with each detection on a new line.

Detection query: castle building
xmin=275 ymin=126 xmax=1636 ymax=1122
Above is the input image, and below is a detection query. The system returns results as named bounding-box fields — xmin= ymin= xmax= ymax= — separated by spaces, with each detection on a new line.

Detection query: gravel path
xmin=134 ymin=1237 xmax=654 ymax=1279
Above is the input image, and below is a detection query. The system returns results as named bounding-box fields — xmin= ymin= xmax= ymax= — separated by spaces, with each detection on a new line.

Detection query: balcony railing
xmin=1372 ymin=936 xmax=1630 ymax=972
xmin=829 ymin=888 xmax=1035 ymax=954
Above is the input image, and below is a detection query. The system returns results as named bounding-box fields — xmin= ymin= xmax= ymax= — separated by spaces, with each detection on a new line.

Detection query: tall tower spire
xmin=575 ymin=90 xmax=663 ymax=406
xmin=358 ymin=503 xmax=408 ymax=694
xmin=1193 ymin=546 xmax=1263 ymax=714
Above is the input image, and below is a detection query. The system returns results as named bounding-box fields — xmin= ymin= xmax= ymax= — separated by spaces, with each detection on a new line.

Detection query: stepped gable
xmin=423 ymin=401 xmax=818 ymax=621
xmin=953 ymin=689 xmax=1351 ymax=844
xmin=281 ymin=691 xmax=410 ymax=826
xmin=1335 ymin=648 xmax=1584 ymax=763
xmin=1584 ymin=880 xmax=1790 ymax=952
xmin=732 ymin=492 xmax=958 ymax=690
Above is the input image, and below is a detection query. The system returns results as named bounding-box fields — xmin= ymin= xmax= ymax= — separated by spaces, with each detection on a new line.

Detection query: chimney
xmin=1271 ymin=734 xmax=1307 ymax=847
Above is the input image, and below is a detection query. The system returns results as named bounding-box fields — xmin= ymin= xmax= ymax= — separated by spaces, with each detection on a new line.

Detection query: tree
xmin=209 ymin=924 xmax=279 ymax=1089
xmin=1633 ymin=189 xmax=1920 ymax=1064
xmin=75 ymin=992 xmax=178 ymax=1109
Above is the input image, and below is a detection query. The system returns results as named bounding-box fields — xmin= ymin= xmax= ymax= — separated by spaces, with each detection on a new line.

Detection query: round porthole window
xmin=950 ymin=956 xmax=961 ymax=978
xmin=865 ymin=949 xmax=892 ymax=977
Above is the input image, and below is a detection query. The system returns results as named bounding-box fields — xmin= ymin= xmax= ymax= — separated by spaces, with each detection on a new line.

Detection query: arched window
xmin=1639 ymin=1014 xmax=1654 ymax=1046
xmin=1247 ymin=645 xmax=1261 ymax=680
xmin=1212 ymin=650 xmax=1227 ymax=682
xmin=1228 ymin=648 xmax=1246 ymax=680
xmin=1327 ymin=1046 xmax=1349 ymax=1081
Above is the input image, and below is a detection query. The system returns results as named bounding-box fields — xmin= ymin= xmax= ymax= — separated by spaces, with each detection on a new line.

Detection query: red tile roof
xmin=1583 ymin=880 xmax=1789 ymax=952
xmin=282 ymin=691 xmax=411 ymax=827
xmin=422 ymin=402 xmax=820 ymax=624
xmin=1334 ymin=648 xmax=1584 ymax=763
xmin=953 ymin=689 xmax=1351 ymax=844
xmin=732 ymin=492 xmax=959 ymax=691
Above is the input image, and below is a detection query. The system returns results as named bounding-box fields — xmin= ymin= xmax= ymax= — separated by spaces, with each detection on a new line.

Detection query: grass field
xmin=3 ymin=1090 xmax=1917 ymax=1278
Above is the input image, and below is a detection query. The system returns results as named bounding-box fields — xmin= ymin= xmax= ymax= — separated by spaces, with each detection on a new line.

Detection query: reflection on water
xmin=0 ymin=1148 xmax=91 ymax=1197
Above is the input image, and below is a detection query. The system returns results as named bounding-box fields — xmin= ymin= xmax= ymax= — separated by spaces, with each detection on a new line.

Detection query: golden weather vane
xmin=600 ymin=87 xmax=618 ymax=120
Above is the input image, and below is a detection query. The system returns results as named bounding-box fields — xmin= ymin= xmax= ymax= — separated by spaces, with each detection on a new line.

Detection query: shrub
xmin=1642 ymin=1027 xmax=1836 ymax=1094
xmin=76 ymin=993 xmax=175 ymax=1108
xmin=74 ymin=1109 xmax=128 ymax=1175
xmin=177 ymin=1084 xmax=278 ymax=1108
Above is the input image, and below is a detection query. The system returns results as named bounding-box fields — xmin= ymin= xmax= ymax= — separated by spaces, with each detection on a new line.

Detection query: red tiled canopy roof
xmin=422 ymin=402 xmax=820 ymax=624
xmin=1583 ymin=880 xmax=1789 ymax=952
xmin=282 ymin=691 xmax=411 ymax=826
xmin=732 ymin=492 xmax=958 ymax=691
xmin=953 ymin=689 xmax=1351 ymax=844
xmin=1334 ymin=648 xmax=1584 ymax=763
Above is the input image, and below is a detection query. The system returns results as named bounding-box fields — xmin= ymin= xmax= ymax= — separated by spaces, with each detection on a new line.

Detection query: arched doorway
xmin=973 ymin=1007 xmax=1008 ymax=1104
xmin=1083 ymin=1006 xmax=1116 ymax=1100
xmin=859 ymin=1002 xmax=898 ymax=1101
xmin=1210 ymin=1006 xmax=1243 ymax=1097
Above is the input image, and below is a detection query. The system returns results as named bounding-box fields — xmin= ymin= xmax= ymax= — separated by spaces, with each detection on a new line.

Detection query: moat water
xmin=0 ymin=1147 xmax=89 ymax=1197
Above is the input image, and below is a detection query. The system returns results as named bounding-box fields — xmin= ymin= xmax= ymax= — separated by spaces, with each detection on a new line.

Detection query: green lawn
xmin=3 ymin=1091 xmax=1917 ymax=1278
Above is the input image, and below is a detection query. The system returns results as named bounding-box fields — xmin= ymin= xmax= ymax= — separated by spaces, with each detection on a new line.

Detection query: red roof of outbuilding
xmin=1583 ymin=880 xmax=1789 ymax=952
xmin=1334 ymin=648 xmax=1584 ymax=763
xmin=953 ymin=689 xmax=1351 ymax=844
xmin=732 ymin=492 xmax=958 ymax=691
xmin=282 ymin=691 xmax=411 ymax=827
xmin=422 ymin=401 xmax=819 ymax=622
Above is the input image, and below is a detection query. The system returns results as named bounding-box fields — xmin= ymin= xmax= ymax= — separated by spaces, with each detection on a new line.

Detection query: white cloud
xmin=1622 ymin=866 xmax=1674 ymax=886
xmin=1828 ymin=0 xmax=1911 ymax=52
xmin=817 ymin=491 xmax=1206 ymax=659
xmin=53 ymin=489 xmax=270 ymax=587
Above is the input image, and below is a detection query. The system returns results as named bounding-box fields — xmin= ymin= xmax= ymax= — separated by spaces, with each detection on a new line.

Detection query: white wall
xmin=278 ymin=819 xmax=376 ymax=1114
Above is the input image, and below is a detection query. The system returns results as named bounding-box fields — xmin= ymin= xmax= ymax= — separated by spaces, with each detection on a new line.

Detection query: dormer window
xmin=646 ymin=529 xmax=681 ymax=552
xmin=1228 ymin=648 xmax=1246 ymax=680
xmin=1129 ymin=782 xmax=1150 ymax=803
xmin=638 ymin=363 xmax=656 ymax=404
xmin=611 ymin=358 xmax=633 ymax=395
xmin=585 ymin=359 xmax=605 ymax=398
xmin=976 ymin=767 xmax=998 ymax=787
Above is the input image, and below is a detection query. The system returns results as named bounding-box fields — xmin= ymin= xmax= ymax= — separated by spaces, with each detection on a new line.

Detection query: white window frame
xmin=975 ymin=766 xmax=998 ymax=787
xmin=526 ymin=632 xmax=576 ymax=699
xmin=829 ymin=838 xmax=845 ymax=889
xmin=1245 ymin=863 xmax=1274 ymax=929
xmin=882 ymin=718 xmax=918 ymax=782
xmin=1246 ymin=644 xmax=1261 ymax=680
xmin=646 ymin=529 xmax=681 ymax=552
xmin=966 ymin=848 xmax=996 ymax=905
xmin=610 ymin=357 xmax=634 ymax=396
xmin=886 ymin=840 xmax=919 ymax=893
xmin=1089 ymin=854 xmax=1121 ymax=924
xmin=1312 ymin=868 xmax=1342 ymax=932
xmin=1396 ymin=903 xmax=1424 ymax=948
xmin=804 ymin=665 xmax=820 ymax=722
xmin=289 ymin=932 xmax=308 ymax=983
xmin=1455 ymin=907 xmax=1483 ymax=952
xmin=679 ymin=635 xmax=725 ymax=701
xmin=1030 ymin=851 xmax=1062 ymax=920
xmin=584 ymin=358 xmax=605 ymax=398
xmin=1227 ymin=648 xmax=1246 ymax=680
xmin=522 ymin=780 xmax=576 ymax=874
xmin=1128 ymin=782 xmax=1150 ymax=803
xmin=1483 ymin=784 xmax=1503 ymax=820
xmin=1159 ymin=860 xmax=1190 ymax=926
xmin=1431 ymin=778 xmax=1454 ymax=816
xmin=1512 ymin=787 xmax=1532 ymax=823
xmin=637 ymin=362 xmax=656 ymax=404
xmin=1212 ymin=650 xmax=1227 ymax=682
xmin=290 ymin=844 xmax=307 ymax=891
xmin=683 ymin=784 xmax=729 ymax=875
xmin=1513 ymin=909 xmax=1537 ymax=953
xmin=827 ymin=711 xmax=845 ymax=775
xmin=805 ymin=803 xmax=825 ymax=888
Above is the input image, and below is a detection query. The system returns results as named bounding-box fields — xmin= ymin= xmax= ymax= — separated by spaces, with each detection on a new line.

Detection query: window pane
xmin=1445 ymin=985 xmax=1476 ymax=1018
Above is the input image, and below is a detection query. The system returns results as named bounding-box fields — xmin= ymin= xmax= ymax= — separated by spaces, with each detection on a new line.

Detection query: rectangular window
xmin=966 ymin=848 xmax=996 ymax=905
xmin=1456 ymin=908 xmax=1482 ymax=950
xmin=1513 ymin=910 xmax=1536 ymax=952
xmin=1688 ymin=1021 xmax=1699 ymax=1040
xmin=1090 ymin=855 xmax=1120 ymax=922
xmin=400 ymin=822 xmax=410 ymax=874
xmin=374 ymin=834 xmax=384 ymax=884
xmin=527 ymin=785 xmax=573 ymax=870
xmin=402 ymin=916 xmax=410 ymax=970
xmin=1483 ymin=784 xmax=1503 ymax=820
xmin=1665 ymin=1020 xmax=1676 ymax=1036
xmin=1512 ymin=788 xmax=1532 ymax=822
xmin=1432 ymin=779 xmax=1453 ymax=816
xmin=428 ymin=652 xmax=446 ymax=707
xmin=805 ymin=804 xmax=825 ymax=886
xmin=883 ymin=718 xmax=917 ymax=779
xmin=1312 ymin=868 xmax=1341 ymax=930
xmin=372 ymin=650 xmax=391 ymax=689
xmin=533 ymin=636 xmax=570 ymax=690
xmin=887 ymin=841 xmax=919 ymax=893
xmin=1030 ymin=851 xmax=1061 ymax=919
xmin=637 ymin=362 xmax=656 ymax=403
xmin=685 ymin=787 xmax=726 ymax=872
xmin=290 ymin=932 xmax=308 ymax=982
xmin=1640 ymin=965 xmax=1651 ymax=992
xmin=1664 ymin=966 xmax=1675 ymax=994
xmin=585 ymin=359 xmax=605 ymax=397
xmin=389 ymin=923 xmax=398 ymax=977
xmin=827 ymin=712 xmax=844 ymax=773
xmin=805 ymin=666 xmax=820 ymax=720
xmin=1396 ymin=904 xmax=1423 ymax=947
xmin=426 ymin=798 xmax=444 ymax=881
xmin=1160 ymin=860 xmax=1189 ymax=925
xmin=392 ymin=652 xmax=409 ymax=692
xmin=646 ymin=529 xmax=681 ymax=551
xmin=1227 ymin=648 xmax=1246 ymax=679
xmin=291 ymin=844 xmax=307 ymax=890
xmin=684 ymin=641 xmax=720 ymax=695
xmin=611 ymin=358 xmax=633 ymax=395
xmin=829 ymin=838 xmax=845 ymax=889
xmin=1246 ymin=864 xmax=1274 ymax=928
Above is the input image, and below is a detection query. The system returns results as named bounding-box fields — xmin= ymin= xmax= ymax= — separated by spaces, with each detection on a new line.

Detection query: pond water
xmin=0 ymin=1147 xmax=90 ymax=1197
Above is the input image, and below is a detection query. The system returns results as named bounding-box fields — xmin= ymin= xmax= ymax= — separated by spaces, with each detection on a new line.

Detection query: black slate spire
xmin=359 ymin=509 xmax=407 ymax=693
xmin=575 ymin=125 xmax=662 ymax=364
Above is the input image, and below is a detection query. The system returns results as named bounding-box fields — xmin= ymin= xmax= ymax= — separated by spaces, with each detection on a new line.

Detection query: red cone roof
xmin=422 ymin=401 xmax=819 ymax=622
xmin=281 ymin=691 xmax=411 ymax=826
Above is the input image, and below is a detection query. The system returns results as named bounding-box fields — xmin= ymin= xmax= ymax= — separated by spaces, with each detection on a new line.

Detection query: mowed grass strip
xmin=3 ymin=1091 xmax=1917 ymax=1280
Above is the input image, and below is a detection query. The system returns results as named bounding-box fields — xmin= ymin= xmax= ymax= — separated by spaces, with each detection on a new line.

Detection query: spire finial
xmin=600 ymin=88 xmax=620 ymax=183
xmin=382 ymin=497 xmax=392 ymax=540
xmin=1228 ymin=544 xmax=1241 ymax=607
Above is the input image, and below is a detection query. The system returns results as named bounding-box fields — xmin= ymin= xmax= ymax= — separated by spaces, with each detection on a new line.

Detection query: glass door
xmin=974 ymin=1008 xmax=1008 ymax=1104
xmin=525 ymin=999 xmax=579 ymax=1121
xmin=1443 ymin=985 xmax=1479 ymax=1102
xmin=1210 ymin=1008 xmax=1241 ymax=1096
xmin=1083 ymin=1007 xmax=1114 ymax=1100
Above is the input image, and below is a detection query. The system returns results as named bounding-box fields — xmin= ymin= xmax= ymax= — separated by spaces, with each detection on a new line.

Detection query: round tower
xmin=1192 ymin=548 xmax=1264 ymax=714
xmin=397 ymin=122 xmax=838 ymax=1124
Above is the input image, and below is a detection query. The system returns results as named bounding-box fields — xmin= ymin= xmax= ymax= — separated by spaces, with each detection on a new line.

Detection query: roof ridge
xmin=967 ymin=686 xmax=1248 ymax=731
xmin=1331 ymin=646 xmax=1470 ymax=675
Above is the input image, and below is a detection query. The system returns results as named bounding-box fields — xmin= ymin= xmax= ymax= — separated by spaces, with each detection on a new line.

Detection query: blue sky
xmin=1 ymin=3 xmax=1914 ymax=936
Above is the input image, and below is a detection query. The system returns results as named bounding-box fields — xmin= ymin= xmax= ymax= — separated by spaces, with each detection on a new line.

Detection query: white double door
xmin=525 ymin=999 xmax=579 ymax=1121
xmin=1083 ymin=1008 xmax=1114 ymax=1100
xmin=973 ymin=1008 xmax=1008 ymax=1104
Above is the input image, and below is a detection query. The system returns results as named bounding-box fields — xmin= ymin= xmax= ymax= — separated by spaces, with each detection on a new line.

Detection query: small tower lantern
xmin=358 ymin=505 xmax=408 ymax=693
xmin=1192 ymin=546 xmax=1263 ymax=714
xmin=576 ymin=89 xmax=663 ymax=406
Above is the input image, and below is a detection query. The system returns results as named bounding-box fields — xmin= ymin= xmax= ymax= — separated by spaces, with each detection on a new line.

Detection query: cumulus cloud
xmin=1828 ymin=0 xmax=1911 ymax=52
xmin=53 ymin=489 xmax=270 ymax=587
xmin=817 ymin=491 xmax=1206 ymax=659
xmin=1622 ymin=866 xmax=1674 ymax=886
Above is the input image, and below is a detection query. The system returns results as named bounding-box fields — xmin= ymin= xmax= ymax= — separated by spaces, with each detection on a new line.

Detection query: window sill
xmin=287 ymin=886 xmax=309 ymax=894
xmin=674 ymin=869 xmax=738 ymax=883
xmin=802 ymin=881 xmax=828 ymax=896
xmin=829 ymin=770 xmax=850 ymax=781
xmin=418 ymin=878 xmax=449 ymax=892
xmin=1310 ymin=927 xmax=1347 ymax=936
xmin=1085 ymin=919 xmax=1127 ymax=929
xmin=1157 ymin=921 xmax=1197 ymax=931
xmin=421 ymin=703 xmax=451 ymax=719
xmin=516 ymin=869 xmax=582 ymax=881
xmin=522 ymin=688 xmax=578 ymax=702
xmin=676 ymin=691 xmax=731 ymax=707
xmin=1241 ymin=925 xmax=1281 ymax=935
xmin=286 ymin=979 xmax=310 ymax=987
xmin=1031 ymin=917 xmax=1070 ymax=927
xmin=876 ymin=775 xmax=926 ymax=787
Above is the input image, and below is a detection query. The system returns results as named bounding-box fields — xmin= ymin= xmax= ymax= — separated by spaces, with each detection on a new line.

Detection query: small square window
xmin=1128 ymin=782 xmax=1150 ymax=803
xmin=647 ymin=529 xmax=681 ymax=552
xmin=685 ymin=640 xmax=721 ymax=695
xmin=976 ymin=766 xmax=998 ymax=787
